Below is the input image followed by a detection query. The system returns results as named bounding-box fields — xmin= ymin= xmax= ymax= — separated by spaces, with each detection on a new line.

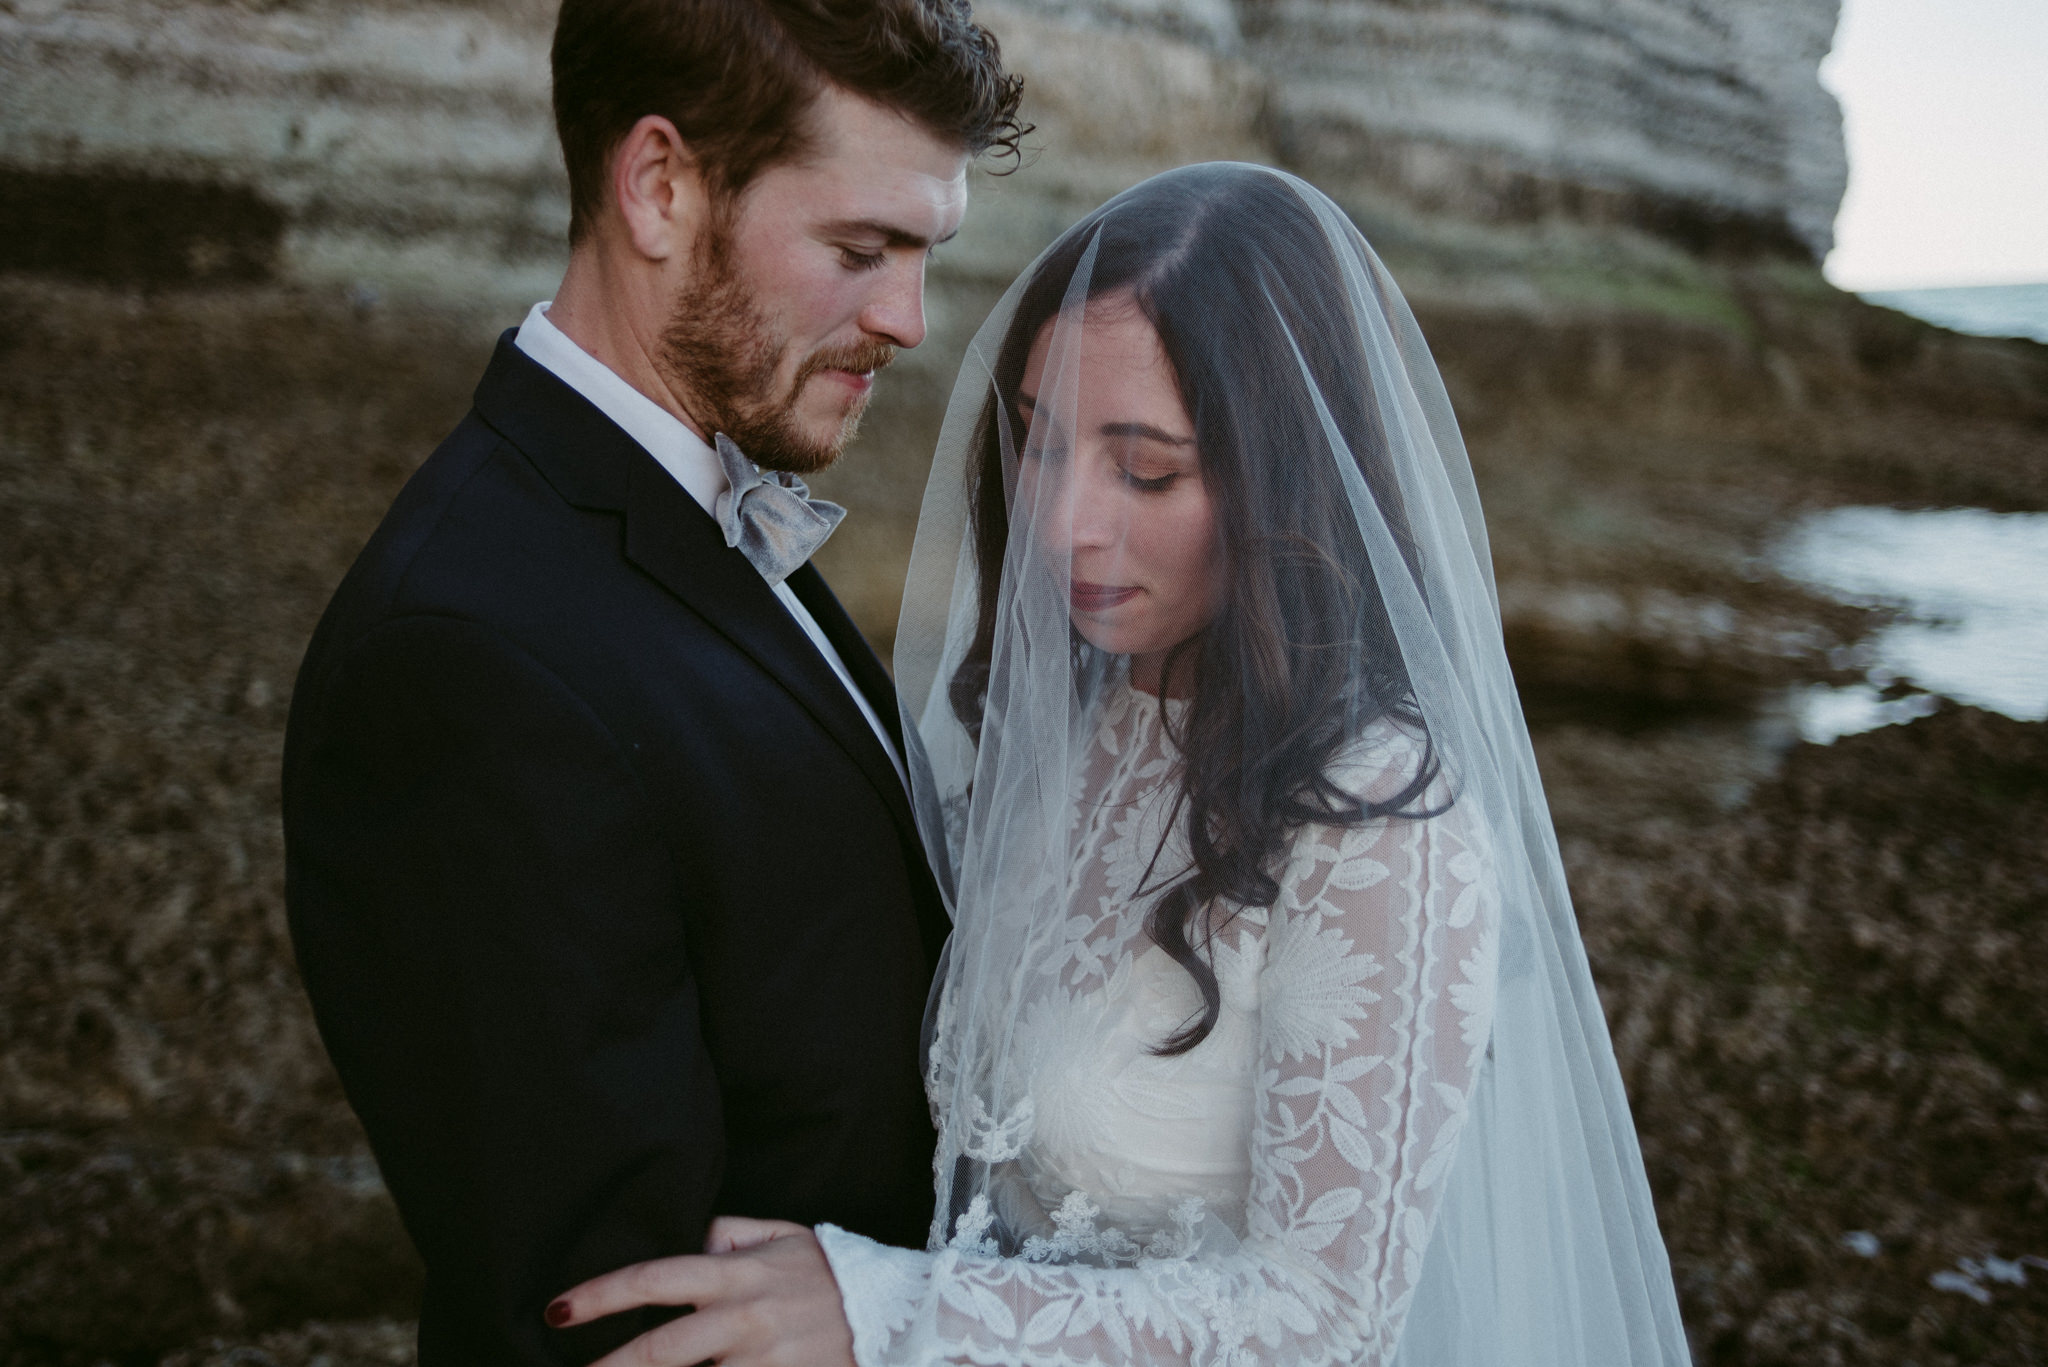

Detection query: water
xmin=1773 ymin=506 xmax=2048 ymax=742
xmin=1860 ymin=283 xmax=2048 ymax=345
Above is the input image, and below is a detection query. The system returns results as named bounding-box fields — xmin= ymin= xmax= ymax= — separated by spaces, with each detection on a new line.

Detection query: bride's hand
xmin=546 ymin=1226 xmax=855 ymax=1367
xmin=706 ymin=1214 xmax=809 ymax=1253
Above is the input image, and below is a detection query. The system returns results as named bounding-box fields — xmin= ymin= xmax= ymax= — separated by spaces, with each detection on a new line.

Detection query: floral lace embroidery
xmin=820 ymin=687 xmax=1500 ymax=1367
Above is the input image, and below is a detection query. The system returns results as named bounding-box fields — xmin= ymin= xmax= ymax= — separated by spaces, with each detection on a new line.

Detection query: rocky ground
xmin=1545 ymin=705 xmax=2048 ymax=1365
xmin=1 ymin=261 xmax=2043 ymax=1365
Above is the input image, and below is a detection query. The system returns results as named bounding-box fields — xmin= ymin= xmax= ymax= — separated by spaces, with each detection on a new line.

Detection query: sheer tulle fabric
xmin=816 ymin=163 xmax=1688 ymax=1366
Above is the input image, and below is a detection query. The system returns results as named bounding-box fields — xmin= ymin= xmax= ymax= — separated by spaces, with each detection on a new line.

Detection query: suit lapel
xmin=472 ymin=334 xmax=918 ymax=842
xmin=786 ymin=565 xmax=906 ymax=754
xmin=787 ymin=566 xmax=951 ymax=964
xmin=620 ymin=456 xmax=917 ymax=838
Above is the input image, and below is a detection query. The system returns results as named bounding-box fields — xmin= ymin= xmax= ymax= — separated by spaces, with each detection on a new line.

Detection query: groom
xmin=282 ymin=1 xmax=1020 ymax=1362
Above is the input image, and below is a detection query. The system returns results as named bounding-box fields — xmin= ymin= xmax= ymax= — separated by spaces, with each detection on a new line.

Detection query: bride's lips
xmin=1070 ymin=581 xmax=1139 ymax=612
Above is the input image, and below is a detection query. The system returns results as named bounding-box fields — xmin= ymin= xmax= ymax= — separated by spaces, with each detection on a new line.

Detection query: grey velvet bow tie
xmin=711 ymin=433 xmax=847 ymax=587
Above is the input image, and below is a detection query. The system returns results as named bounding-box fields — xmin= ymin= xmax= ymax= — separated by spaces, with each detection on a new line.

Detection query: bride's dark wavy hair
xmin=950 ymin=164 xmax=1447 ymax=1055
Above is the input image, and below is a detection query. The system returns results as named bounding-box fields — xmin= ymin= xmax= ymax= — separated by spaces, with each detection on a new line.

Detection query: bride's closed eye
xmin=1108 ymin=437 xmax=1196 ymax=493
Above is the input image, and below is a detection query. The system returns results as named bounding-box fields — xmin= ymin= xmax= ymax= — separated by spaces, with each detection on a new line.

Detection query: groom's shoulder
xmin=298 ymin=391 xmax=630 ymax=712
xmin=356 ymin=338 xmax=644 ymax=603
xmin=348 ymin=407 xmax=569 ymax=612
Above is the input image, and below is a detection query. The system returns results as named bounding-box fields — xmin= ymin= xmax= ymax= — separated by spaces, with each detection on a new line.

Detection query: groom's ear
xmin=610 ymin=113 xmax=711 ymax=264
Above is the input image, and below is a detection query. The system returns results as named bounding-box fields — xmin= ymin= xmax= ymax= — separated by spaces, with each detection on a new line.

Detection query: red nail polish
xmin=545 ymin=1299 xmax=573 ymax=1328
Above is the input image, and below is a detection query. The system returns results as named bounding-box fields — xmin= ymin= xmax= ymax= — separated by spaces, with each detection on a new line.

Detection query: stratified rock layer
xmin=1 ymin=0 xmax=1845 ymax=309
xmin=1238 ymin=0 xmax=1846 ymax=258
xmin=0 ymin=0 xmax=566 ymax=304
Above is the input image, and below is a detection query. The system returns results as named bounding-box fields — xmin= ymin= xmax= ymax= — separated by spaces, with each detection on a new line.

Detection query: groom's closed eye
xmin=821 ymin=217 xmax=961 ymax=271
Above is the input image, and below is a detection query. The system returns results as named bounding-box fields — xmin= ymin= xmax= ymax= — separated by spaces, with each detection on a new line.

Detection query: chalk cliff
xmin=993 ymin=0 xmax=1847 ymax=258
xmin=0 ymin=0 xmax=1846 ymax=308
xmin=1 ymin=0 xmax=568 ymax=303
xmin=1245 ymin=0 xmax=1845 ymax=258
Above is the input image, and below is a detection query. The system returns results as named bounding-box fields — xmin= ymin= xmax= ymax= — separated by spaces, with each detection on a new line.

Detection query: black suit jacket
xmin=282 ymin=334 xmax=949 ymax=1365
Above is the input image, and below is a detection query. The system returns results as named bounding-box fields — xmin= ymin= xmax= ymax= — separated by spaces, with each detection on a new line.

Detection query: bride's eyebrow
xmin=1017 ymin=395 xmax=1188 ymax=445
xmin=1102 ymin=421 xmax=1194 ymax=447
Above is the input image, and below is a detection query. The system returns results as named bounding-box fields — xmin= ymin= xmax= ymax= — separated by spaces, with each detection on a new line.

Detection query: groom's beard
xmin=659 ymin=228 xmax=895 ymax=476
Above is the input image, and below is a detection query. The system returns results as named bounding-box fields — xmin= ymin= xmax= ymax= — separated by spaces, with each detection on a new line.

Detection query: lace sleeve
xmin=817 ymin=785 xmax=1501 ymax=1367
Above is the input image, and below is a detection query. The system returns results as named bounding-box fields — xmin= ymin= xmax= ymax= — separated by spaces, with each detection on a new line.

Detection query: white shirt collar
xmin=512 ymin=301 xmax=728 ymax=517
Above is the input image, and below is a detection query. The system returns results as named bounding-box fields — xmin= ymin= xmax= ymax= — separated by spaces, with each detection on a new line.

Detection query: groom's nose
xmin=858 ymin=254 xmax=930 ymax=350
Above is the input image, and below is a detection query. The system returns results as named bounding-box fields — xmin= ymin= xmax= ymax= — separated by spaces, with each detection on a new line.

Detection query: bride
xmin=547 ymin=163 xmax=1689 ymax=1366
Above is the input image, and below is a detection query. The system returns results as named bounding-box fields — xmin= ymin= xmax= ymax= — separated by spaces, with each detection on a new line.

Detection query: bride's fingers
xmin=706 ymin=1215 xmax=808 ymax=1253
xmin=586 ymin=1306 xmax=741 ymax=1367
xmin=547 ymin=1252 xmax=731 ymax=1327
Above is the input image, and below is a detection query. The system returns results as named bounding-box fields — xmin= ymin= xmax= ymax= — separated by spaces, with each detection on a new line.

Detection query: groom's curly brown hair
xmin=552 ymin=0 xmax=1027 ymax=245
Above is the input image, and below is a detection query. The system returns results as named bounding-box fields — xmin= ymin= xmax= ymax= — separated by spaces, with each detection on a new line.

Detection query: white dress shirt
xmin=514 ymin=302 xmax=906 ymax=789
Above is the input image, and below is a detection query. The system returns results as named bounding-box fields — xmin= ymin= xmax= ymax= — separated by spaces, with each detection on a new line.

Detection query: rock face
xmin=0 ymin=0 xmax=1845 ymax=313
xmin=0 ymin=0 xmax=567 ymax=305
xmin=992 ymin=0 xmax=1848 ymax=259
xmin=1237 ymin=0 xmax=1847 ymax=259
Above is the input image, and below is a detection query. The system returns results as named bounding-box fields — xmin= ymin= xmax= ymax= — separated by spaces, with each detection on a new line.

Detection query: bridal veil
xmin=824 ymin=162 xmax=1688 ymax=1366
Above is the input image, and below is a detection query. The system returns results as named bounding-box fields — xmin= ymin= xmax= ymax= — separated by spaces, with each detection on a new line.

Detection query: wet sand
xmin=1 ymin=271 xmax=2043 ymax=1365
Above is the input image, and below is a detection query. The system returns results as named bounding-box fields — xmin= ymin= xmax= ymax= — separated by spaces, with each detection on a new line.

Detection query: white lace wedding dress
xmin=818 ymin=679 xmax=1500 ymax=1367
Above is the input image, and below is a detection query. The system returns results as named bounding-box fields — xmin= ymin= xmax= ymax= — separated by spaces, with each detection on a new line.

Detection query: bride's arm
xmin=819 ymin=789 xmax=1500 ymax=1367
